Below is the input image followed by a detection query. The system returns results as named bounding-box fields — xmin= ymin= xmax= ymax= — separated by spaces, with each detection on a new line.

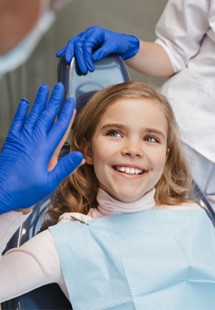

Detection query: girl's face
xmin=84 ymin=98 xmax=168 ymax=203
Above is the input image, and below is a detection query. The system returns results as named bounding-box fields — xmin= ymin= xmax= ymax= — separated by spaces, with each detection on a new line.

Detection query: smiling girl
xmin=1 ymin=82 xmax=215 ymax=309
xmin=46 ymin=80 xmax=192 ymax=222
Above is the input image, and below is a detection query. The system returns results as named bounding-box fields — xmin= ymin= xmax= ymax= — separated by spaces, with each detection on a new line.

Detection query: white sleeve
xmin=155 ymin=0 xmax=210 ymax=72
xmin=0 ymin=211 xmax=30 ymax=253
xmin=0 ymin=229 xmax=64 ymax=303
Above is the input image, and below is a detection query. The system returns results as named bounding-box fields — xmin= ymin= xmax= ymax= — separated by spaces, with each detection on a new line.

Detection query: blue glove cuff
xmin=121 ymin=35 xmax=140 ymax=60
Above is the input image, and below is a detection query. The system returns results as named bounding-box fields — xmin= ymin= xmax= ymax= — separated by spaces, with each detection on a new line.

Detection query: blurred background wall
xmin=0 ymin=0 xmax=168 ymax=146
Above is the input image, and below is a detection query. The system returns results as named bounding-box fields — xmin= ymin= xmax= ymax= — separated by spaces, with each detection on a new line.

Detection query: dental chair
xmin=1 ymin=55 xmax=129 ymax=310
xmin=192 ymin=181 xmax=215 ymax=227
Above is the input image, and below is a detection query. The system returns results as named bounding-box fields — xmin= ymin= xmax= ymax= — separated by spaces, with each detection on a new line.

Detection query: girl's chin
xmin=101 ymin=184 xmax=149 ymax=203
xmin=110 ymin=192 xmax=144 ymax=203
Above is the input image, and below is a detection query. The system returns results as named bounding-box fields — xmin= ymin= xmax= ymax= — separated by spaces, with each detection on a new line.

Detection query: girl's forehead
xmin=96 ymin=97 xmax=168 ymax=131
xmin=106 ymin=96 xmax=163 ymax=109
xmin=101 ymin=97 xmax=166 ymax=119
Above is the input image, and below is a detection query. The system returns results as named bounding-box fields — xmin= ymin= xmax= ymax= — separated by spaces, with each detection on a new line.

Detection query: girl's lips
xmin=114 ymin=165 xmax=145 ymax=175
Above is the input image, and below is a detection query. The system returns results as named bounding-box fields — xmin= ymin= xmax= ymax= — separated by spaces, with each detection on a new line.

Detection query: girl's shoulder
xmin=156 ymin=201 xmax=201 ymax=211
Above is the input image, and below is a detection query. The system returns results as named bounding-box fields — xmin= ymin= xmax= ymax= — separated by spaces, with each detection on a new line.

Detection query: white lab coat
xmin=155 ymin=0 xmax=215 ymax=207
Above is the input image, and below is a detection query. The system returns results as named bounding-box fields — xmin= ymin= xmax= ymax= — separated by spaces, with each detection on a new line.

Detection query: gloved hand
xmin=56 ymin=25 xmax=140 ymax=74
xmin=0 ymin=83 xmax=83 ymax=214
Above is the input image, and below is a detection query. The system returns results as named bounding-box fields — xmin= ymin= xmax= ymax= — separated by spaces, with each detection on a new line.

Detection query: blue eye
xmin=106 ymin=130 xmax=122 ymax=138
xmin=144 ymin=136 xmax=158 ymax=143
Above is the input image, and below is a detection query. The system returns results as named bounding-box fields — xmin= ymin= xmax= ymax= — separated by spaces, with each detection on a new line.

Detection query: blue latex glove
xmin=0 ymin=83 xmax=83 ymax=214
xmin=56 ymin=26 xmax=140 ymax=74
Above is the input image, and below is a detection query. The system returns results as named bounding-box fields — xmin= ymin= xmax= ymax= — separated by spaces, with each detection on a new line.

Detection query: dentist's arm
xmin=125 ymin=40 xmax=174 ymax=77
xmin=56 ymin=25 xmax=174 ymax=77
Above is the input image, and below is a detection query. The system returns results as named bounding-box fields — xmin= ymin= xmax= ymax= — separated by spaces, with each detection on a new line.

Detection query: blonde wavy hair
xmin=43 ymin=81 xmax=193 ymax=228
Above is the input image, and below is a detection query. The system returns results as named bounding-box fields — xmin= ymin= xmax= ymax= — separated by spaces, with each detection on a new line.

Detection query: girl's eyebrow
xmin=101 ymin=123 xmax=127 ymax=130
xmin=101 ymin=123 xmax=166 ymax=138
xmin=144 ymin=128 xmax=166 ymax=139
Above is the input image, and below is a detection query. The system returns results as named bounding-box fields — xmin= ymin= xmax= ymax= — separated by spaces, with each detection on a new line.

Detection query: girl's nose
xmin=121 ymin=142 xmax=143 ymax=158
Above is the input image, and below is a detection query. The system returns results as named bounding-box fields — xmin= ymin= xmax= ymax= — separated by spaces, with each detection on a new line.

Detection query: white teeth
xmin=116 ymin=166 xmax=143 ymax=175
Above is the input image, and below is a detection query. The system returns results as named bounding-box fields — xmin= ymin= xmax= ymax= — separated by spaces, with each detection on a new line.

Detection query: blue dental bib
xmin=50 ymin=208 xmax=215 ymax=310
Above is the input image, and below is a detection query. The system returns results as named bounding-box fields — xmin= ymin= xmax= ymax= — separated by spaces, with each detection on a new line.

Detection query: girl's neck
xmin=88 ymin=188 xmax=156 ymax=218
xmin=59 ymin=188 xmax=156 ymax=224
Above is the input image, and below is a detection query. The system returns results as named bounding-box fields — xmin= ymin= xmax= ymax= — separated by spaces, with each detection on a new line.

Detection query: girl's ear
xmin=83 ymin=140 xmax=93 ymax=165
xmin=166 ymin=148 xmax=170 ymax=160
